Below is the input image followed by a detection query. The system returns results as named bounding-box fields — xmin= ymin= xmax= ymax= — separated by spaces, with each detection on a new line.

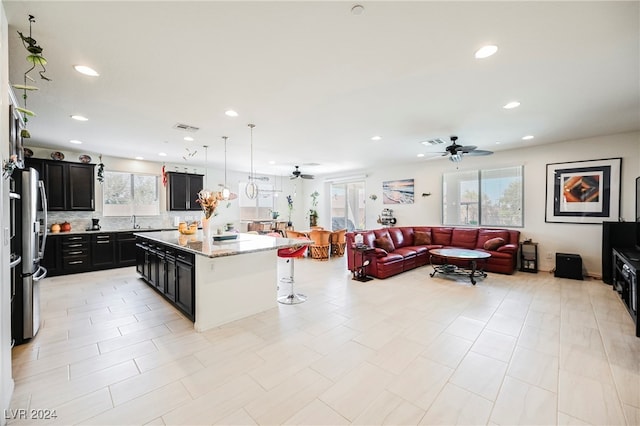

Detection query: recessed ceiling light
xmin=69 ymin=139 xmax=82 ymax=145
xmin=351 ymin=4 xmax=365 ymax=15
xmin=268 ymin=160 xmax=276 ymax=165
xmin=70 ymin=115 xmax=88 ymax=121
xmin=522 ymin=135 xmax=534 ymax=140
xmin=184 ymin=136 xmax=194 ymax=141
xmin=73 ymin=65 xmax=99 ymax=77
xmin=371 ymin=136 xmax=382 ymax=141
xmin=474 ymin=45 xmax=498 ymax=59
xmin=496 ymin=141 xmax=501 ymax=144
xmin=225 ymin=110 xmax=239 ymax=117
xmin=503 ymin=101 xmax=520 ymax=109
xmin=158 ymin=152 xmax=167 ymax=157
xmin=417 ymin=153 xmax=425 ymax=158
xmin=135 ymin=156 xmax=144 ymax=160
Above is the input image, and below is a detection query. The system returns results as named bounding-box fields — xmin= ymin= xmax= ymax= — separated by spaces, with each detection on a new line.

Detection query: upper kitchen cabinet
xmin=25 ymin=158 xmax=95 ymax=211
xmin=166 ymin=172 xmax=203 ymax=211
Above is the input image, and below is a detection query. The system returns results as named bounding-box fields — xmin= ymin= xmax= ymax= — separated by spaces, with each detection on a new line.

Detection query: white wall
xmin=0 ymin=2 xmax=14 ymax=422
xmin=306 ymin=131 xmax=639 ymax=277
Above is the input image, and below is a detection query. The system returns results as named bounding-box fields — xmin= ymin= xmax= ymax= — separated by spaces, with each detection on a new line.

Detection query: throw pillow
xmin=374 ymin=235 xmax=395 ymax=252
xmin=413 ymin=231 xmax=432 ymax=245
xmin=484 ymin=237 xmax=506 ymax=251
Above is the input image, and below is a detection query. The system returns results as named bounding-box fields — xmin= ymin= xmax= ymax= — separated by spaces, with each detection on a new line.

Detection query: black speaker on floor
xmin=602 ymin=222 xmax=638 ymax=284
xmin=555 ymin=253 xmax=583 ymax=280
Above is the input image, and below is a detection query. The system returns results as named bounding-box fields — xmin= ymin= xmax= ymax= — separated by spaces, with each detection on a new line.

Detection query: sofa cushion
xmin=476 ymin=229 xmax=510 ymax=249
xmin=484 ymin=237 xmax=506 ymax=251
xmin=413 ymin=230 xmax=432 ymax=245
xmin=451 ymin=228 xmax=478 ymax=249
xmin=387 ymin=227 xmax=406 ymax=248
xmin=374 ymin=235 xmax=395 ymax=252
xmin=432 ymin=227 xmax=453 ymax=245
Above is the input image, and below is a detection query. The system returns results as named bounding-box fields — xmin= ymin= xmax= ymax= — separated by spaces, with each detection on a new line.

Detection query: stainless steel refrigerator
xmin=11 ymin=167 xmax=48 ymax=345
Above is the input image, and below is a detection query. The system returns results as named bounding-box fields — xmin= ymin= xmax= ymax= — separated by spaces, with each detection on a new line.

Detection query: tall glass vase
xmin=201 ymin=215 xmax=211 ymax=240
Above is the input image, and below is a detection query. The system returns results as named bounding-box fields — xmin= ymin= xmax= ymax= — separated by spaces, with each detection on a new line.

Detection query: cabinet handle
xmin=68 ymin=244 xmax=82 ymax=248
xmin=68 ymin=251 xmax=83 ymax=255
xmin=96 ymin=235 xmax=110 ymax=240
xmin=68 ymin=236 xmax=83 ymax=241
xmin=96 ymin=241 xmax=110 ymax=244
xmin=68 ymin=260 xmax=83 ymax=265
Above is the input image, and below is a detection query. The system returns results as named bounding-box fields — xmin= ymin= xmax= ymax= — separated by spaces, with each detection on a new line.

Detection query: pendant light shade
xmin=245 ymin=124 xmax=258 ymax=200
xmin=222 ymin=136 xmax=230 ymax=200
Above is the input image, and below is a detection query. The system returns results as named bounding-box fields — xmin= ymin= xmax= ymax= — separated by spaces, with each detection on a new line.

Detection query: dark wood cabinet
xmin=175 ymin=251 xmax=195 ymax=320
xmin=61 ymin=234 xmax=90 ymax=271
xmin=135 ymin=237 xmax=195 ymax=321
xmin=91 ymin=233 xmax=115 ymax=267
xmin=167 ymin=172 xmax=203 ymax=211
xmin=41 ymin=234 xmax=60 ymax=275
xmin=117 ymin=232 xmax=137 ymax=266
xmin=26 ymin=158 xmax=95 ymax=211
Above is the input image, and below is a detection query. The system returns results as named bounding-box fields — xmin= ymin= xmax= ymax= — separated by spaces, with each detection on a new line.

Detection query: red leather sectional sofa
xmin=346 ymin=226 xmax=520 ymax=279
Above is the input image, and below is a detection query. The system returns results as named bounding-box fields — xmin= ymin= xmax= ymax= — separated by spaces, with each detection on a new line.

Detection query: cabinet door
xmin=165 ymin=257 xmax=176 ymax=302
xmin=41 ymin=235 xmax=60 ymax=276
xmin=91 ymin=234 xmax=115 ymax=267
xmin=68 ymin=164 xmax=95 ymax=210
xmin=44 ymin=162 xmax=66 ymax=211
xmin=117 ymin=233 xmax=137 ymax=266
xmin=175 ymin=258 xmax=194 ymax=319
xmin=187 ymin=174 xmax=203 ymax=210
xmin=136 ymin=242 xmax=146 ymax=275
xmin=168 ymin=173 xmax=188 ymax=210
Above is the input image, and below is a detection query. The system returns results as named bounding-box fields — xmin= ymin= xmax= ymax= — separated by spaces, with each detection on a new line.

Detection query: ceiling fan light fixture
xmin=474 ymin=45 xmax=498 ymax=59
xmin=449 ymin=153 xmax=463 ymax=163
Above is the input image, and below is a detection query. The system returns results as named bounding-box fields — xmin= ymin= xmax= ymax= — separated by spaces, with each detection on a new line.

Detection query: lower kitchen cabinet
xmin=91 ymin=233 xmax=115 ymax=267
xmin=45 ymin=231 xmax=145 ymax=277
xmin=135 ymin=237 xmax=195 ymax=321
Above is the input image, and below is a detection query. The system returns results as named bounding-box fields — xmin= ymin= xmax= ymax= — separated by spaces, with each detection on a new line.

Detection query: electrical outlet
xmin=546 ymin=252 xmax=553 ymax=259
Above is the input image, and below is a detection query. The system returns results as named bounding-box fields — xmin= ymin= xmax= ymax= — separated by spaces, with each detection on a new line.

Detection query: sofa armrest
xmin=497 ymin=243 xmax=518 ymax=254
xmin=373 ymin=248 xmax=388 ymax=258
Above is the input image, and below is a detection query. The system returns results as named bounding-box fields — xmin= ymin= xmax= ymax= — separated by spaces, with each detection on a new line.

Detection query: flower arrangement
xmin=196 ymin=189 xmax=224 ymax=219
xmin=2 ymin=154 xmax=18 ymax=179
xmin=309 ymin=191 xmax=319 ymax=217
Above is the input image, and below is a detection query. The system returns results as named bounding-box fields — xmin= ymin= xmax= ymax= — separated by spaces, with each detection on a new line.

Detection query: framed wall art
xmin=382 ymin=178 xmax=414 ymax=204
xmin=545 ymin=158 xmax=621 ymax=224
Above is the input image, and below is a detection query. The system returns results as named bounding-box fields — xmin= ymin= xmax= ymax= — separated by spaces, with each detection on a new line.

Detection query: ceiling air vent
xmin=420 ymin=138 xmax=447 ymax=146
xmin=173 ymin=123 xmax=200 ymax=132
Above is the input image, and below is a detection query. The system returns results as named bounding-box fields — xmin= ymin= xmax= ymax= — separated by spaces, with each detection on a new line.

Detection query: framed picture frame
xmin=383 ymin=178 xmax=414 ymax=204
xmin=545 ymin=158 xmax=621 ymax=224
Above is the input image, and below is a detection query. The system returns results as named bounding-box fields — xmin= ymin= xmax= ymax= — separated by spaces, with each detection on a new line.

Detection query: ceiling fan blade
xmin=301 ymin=174 xmax=314 ymax=179
xmin=457 ymin=145 xmax=477 ymax=153
xmin=290 ymin=175 xmax=298 ymax=180
xmin=465 ymin=149 xmax=493 ymax=156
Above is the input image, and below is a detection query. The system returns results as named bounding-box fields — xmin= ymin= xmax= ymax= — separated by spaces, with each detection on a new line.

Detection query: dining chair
xmin=309 ymin=229 xmax=331 ymax=260
xmin=330 ymin=228 xmax=347 ymax=257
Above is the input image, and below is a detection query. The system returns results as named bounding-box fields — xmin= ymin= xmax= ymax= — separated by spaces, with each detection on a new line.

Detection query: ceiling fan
xmin=290 ymin=165 xmax=314 ymax=180
xmin=441 ymin=136 xmax=493 ymax=162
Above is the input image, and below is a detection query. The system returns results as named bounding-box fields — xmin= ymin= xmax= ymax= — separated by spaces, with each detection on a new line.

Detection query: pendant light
xmin=222 ymin=136 xmax=230 ymax=200
xmin=245 ymin=123 xmax=258 ymax=199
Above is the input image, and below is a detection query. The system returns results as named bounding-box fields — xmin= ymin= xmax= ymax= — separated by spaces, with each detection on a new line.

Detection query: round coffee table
xmin=429 ymin=248 xmax=491 ymax=285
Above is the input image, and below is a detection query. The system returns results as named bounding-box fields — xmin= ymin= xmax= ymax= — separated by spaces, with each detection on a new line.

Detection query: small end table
xmin=352 ymin=245 xmax=374 ymax=282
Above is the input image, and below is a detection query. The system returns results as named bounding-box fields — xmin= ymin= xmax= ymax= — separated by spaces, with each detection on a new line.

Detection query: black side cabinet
xmin=91 ymin=233 xmax=115 ymax=267
xmin=612 ymin=248 xmax=639 ymax=337
xmin=166 ymin=172 xmax=203 ymax=211
xmin=519 ymin=242 xmax=538 ymax=273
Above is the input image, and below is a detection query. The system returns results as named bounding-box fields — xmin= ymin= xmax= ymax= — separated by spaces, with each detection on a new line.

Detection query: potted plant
xmin=286 ymin=195 xmax=294 ymax=226
xmin=309 ymin=191 xmax=319 ymax=227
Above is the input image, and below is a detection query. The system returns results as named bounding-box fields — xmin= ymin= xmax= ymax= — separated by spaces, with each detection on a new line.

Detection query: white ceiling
xmin=5 ymin=1 xmax=639 ymax=177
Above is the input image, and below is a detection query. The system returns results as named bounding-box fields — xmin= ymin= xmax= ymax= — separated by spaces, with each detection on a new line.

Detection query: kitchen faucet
xmin=132 ymin=215 xmax=140 ymax=229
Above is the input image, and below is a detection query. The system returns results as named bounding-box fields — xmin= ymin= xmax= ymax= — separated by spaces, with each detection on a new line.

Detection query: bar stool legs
xmin=277 ymin=245 xmax=308 ymax=305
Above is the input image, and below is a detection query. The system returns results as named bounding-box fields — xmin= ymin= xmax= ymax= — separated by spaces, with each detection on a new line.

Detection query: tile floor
xmin=8 ymin=256 xmax=640 ymax=425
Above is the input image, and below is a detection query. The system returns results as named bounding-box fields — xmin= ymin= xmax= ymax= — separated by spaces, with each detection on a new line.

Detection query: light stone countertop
xmin=47 ymin=228 xmax=172 ymax=236
xmin=134 ymin=230 xmax=310 ymax=258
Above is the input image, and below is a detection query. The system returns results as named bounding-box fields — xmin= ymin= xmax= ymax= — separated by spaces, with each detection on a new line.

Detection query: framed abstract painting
xmin=545 ymin=158 xmax=621 ymax=224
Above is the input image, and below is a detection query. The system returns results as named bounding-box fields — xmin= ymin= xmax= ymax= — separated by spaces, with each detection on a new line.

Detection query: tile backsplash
xmin=41 ymin=211 xmax=205 ymax=232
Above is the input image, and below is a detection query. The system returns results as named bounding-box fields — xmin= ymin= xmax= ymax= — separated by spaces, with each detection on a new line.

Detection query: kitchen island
xmin=134 ymin=231 xmax=309 ymax=331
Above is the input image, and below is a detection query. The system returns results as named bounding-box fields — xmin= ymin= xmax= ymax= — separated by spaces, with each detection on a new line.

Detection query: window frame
xmin=102 ymin=170 xmax=160 ymax=217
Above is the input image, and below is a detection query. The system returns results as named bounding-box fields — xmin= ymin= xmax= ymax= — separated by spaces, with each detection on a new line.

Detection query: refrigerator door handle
xmin=33 ymin=266 xmax=47 ymax=282
xmin=38 ymin=180 xmax=48 ymax=261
